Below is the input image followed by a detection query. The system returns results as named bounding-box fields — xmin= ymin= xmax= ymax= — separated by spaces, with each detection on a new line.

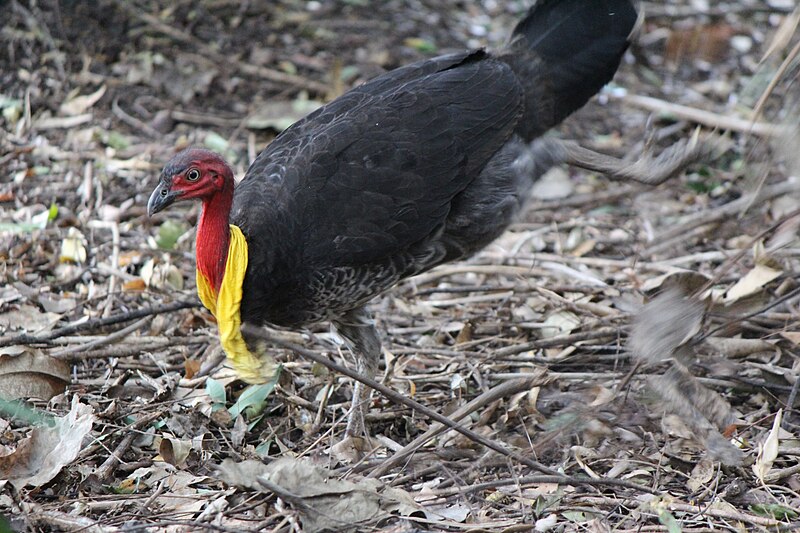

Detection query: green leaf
xmin=204 ymin=132 xmax=229 ymax=153
xmin=105 ymin=130 xmax=130 ymax=150
xmin=228 ymin=371 xmax=280 ymax=419
xmin=255 ymin=439 xmax=272 ymax=457
xmin=156 ymin=220 xmax=188 ymax=250
xmin=561 ymin=511 xmax=588 ymax=522
xmin=657 ymin=509 xmax=682 ymax=533
xmin=750 ymin=504 xmax=799 ymax=521
xmin=404 ymin=37 xmax=437 ymax=54
xmin=0 ymin=398 xmax=55 ymax=427
xmin=247 ymin=414 xmax=265 ymax=431
xmin=206 ymin=377 xmax=226 ymax=406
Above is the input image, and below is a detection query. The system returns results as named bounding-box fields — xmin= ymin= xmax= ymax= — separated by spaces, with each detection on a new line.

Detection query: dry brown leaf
xmin=665 ymin=23 xmax=736 ymax=64
xmin=0 ymin=348 xmax=70 ymax=401
xmin=540 ymin=310 xmax=581 ymax=339
xmin=216 ymin=458 xmax=419 ymax=532
xmin=704 ymin=337 xmax=779 ymax=359
xmin=0 ymin=305 xmax=61 ymax=334
xmin=640 ymin=271 xmax=712 ymax=296
xmin=158 ymin=434 xmax=192 ymax=467
xmin=1 ymin=396 xmax=94 ymax=488
xmin=123 ymin=278 xmax=147 ymax=291
xmin=724 ymin=264 xmax=782 ymax=304
xmin=780 ymin=331 xmax=800 ymax=345
xmin=687 ymin=458 xmax=715 ymax=492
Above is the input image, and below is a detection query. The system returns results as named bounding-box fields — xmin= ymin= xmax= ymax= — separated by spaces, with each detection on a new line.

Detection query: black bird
xmin=147 ymin=0 xmax=639 ymax=438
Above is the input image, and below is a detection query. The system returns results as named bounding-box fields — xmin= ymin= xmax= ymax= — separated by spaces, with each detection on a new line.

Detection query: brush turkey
xmin=147 ymin=0 xmax=639 ymax=438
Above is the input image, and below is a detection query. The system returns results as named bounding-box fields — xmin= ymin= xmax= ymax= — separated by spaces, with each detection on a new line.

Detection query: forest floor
xmin=1 ymin=0 xmax=800 ymax=531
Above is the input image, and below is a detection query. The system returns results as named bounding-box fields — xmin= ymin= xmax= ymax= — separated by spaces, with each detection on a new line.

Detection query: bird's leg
xmin=534 ymin=131 xmax=730 ymax=186
xmin=331 ymin=307 xmax=382 ymax=438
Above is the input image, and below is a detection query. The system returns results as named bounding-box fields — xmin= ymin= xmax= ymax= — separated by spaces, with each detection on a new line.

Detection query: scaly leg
xmin=332 ymin=306 xmax=382 ymax=438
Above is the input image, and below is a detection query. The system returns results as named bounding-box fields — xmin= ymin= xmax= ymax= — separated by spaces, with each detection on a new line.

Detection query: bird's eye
xmin=186 ymin=168 xmax=200 ymax=182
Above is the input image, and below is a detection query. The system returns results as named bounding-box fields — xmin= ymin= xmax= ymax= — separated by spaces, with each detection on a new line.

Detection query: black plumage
xmin=154 ymin=0 xmax=639 ymax=437
xmin=233 ymin=0 xmax=637 ymax=333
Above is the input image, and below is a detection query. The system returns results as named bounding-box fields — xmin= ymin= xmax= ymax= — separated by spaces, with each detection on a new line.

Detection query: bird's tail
xmin=503 ymin=0 xmax=640 ymax=140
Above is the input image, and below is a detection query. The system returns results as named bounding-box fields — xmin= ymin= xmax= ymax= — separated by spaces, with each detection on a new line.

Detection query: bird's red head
xmin=147 ymin=148 xmax=234 ymax=216
xmin=148 ymin=148 xmax=236 ymax=293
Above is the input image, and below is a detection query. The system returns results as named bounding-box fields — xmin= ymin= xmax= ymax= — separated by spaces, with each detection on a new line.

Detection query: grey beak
xmin=147 ymin=182 xmax=179 ymax=217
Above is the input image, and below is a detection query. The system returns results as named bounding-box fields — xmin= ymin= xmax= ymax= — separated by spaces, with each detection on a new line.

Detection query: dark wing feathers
xmin=234 ymin=53 xmax=523 ymax=267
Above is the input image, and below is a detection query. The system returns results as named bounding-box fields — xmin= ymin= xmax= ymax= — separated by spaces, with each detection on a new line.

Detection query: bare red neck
xmin=196 ymin=183 xmax=233 ymax=293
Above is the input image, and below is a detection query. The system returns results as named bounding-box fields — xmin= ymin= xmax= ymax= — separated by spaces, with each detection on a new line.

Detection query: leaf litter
xmin=1 ymin=0 xmax=800 ymax=531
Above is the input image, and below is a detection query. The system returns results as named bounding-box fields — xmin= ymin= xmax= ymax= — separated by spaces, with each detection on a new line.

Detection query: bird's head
xmin=147 ymin=148 xmax=234 ymax=216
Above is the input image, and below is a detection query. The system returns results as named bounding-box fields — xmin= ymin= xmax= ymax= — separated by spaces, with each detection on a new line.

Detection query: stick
xmin=241 ymin=325 xmax=558 ymax=475
xmin=242 ymin=325 xmax=657 ymax=496
xmin=0 ymin=300 xmax=198 ymax=348
xmin=621 ymin=94 xmax=787 ymax=137
xmin=367 ymin=374 xmax=549 ymax=479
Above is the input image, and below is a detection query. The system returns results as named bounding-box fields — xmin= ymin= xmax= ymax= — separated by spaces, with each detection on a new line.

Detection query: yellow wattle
xmin=196 ymin=224 xmax=279 ymax=384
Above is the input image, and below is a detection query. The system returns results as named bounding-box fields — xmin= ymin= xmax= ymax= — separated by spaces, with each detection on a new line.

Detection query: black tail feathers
xmin=506 ymin=0 xmax=639 ymax=139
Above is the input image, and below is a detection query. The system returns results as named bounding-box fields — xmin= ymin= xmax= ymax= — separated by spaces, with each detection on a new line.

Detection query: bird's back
xmin=231 ymin=0 xmax=638 ymax=327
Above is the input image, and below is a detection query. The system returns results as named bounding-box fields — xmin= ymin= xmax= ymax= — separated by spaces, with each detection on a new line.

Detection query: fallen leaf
xmin=0 ymin=304 xmax=61 ymax=334
xmin=156 ymin=220 xmax=189 ymax=250
xmin=540 ymin=311 xmax=581 ymax=339
xmin=60 ymin=228 xmax=87 ymax=263
xmin=228 ymin=379 xmax=278 ymax=419
xmin=0 ymin=348 xmax=70 ymax=401
xmin=246 ymin=98 xmax=324 ymax=132
xmin=780 ymin=331 xmax=800 ymax=345
xmin=184 ymin=359 xmax=201 ymax=379
xmin=158 ymin=434 xmax=192 ymax=467
xmin=59 ymin=85 xmax=107 ymax=116
xmin=753 ymin=410 xmax=782 ymax=483
xmin=141 ymin=257 xmax=184 ymax=290
xmin=37 ymin=293 xmax=77 ymax=314
xmin=704 ymin=337 xmax=778 ymax=358
xmin=425 ymin=502 xmax=471 ymax=522
xmin=1 ymin=395 xmax=94 ymax=488
xmin=531 ymin=167 xmax=573 ymax=200
xmin=687 ymin=458 xmax=715 ymax=492
xmin=216 ymin=457 xmax=419 ymax=532
xmin=724 ymin=264 xmax=782 ymax=304
xmin=123 ymin=278 xmax=147 ymax=291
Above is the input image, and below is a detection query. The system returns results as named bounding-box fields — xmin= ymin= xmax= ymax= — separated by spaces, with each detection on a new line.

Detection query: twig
xmin=50 ymin=316 xmax=152 ymax=359
xmin=643 ymin=182 xmax=800 ymax=256
xmin=0 ymin=300 xmax=199 ymax=348
xmin=620 ymin=93 xmax=787 ymax=137
xmin=243 ymin=325 xmax=658 ymax=496
xmin=94 ymin=432 xmax=137 ymax=483
xmin=21 ymin=506 xmax=120 ymax=533
xmin=112 ymin=1 xmax=330 ymax=95
xmin=429 ymin=474 xmax=658 ymax=498
xmin=368 ymin=373 xmax=550 ymax=479
xmin=111 ymin=98 xmax=162 ymax=138
xmin=79 ymin=410 xmax=163 ymax=467
xmin=242 ymin=325 xmax=559 ymax=476
xmin=492 ymin=327 xmax=620 ymax=358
